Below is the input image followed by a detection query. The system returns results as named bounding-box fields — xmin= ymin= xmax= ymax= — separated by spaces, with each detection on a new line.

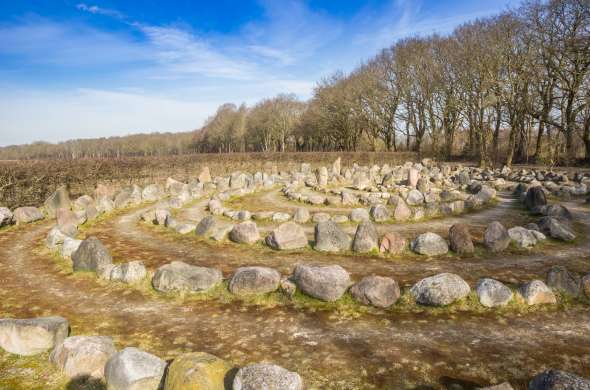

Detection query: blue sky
xmin=0 ymin=0 xmax=518 ymax=146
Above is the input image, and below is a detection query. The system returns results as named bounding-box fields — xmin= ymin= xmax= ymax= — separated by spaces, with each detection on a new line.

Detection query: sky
xmin=0 ymin=0 xmax=519 ymax=147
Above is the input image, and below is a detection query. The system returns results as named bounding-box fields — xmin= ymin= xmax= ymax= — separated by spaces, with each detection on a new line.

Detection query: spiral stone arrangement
xmin=1 ymin=158 xmax=590 ymax=389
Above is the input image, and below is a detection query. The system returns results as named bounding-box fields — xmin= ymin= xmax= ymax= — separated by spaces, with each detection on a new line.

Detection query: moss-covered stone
xmin=164 ymin=352 xmax=233 ymax=390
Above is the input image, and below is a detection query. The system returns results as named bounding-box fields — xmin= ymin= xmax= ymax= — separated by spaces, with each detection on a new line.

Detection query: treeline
xmin=1 ymin=0 xmax=588 ymax=166
xmin=0 ymin=132 xmax=197 ymax=160
xmin=195 ymin=0 xmax=590 ymax=166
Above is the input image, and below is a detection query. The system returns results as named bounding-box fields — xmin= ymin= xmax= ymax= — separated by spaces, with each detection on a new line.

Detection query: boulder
xmin=44 ymin=185 xmax=71 ymax=218
xmin=517 ymin=280 xmax=557 ymax=305
xmin=97 ymin=196 xmax=115 ymax=214
xmin=405 ymin=189 xmax=424 ymax=206
xmin=379 ymin=232 xmax=407 ymax=255
xmin=528 ymin=369 xmax=590 ymax=389
xmin=142 ymin=184 xmax=162 ymax=202
xmin=72 ymin=237 xmax=113 ymax=274
xmin=195 ymin=216 xmax=217 ymax=236
xmin=0 ymin=207 xmax=13 ymax=227
xmin=411 ymin=232 xmax=449 ymax=256
xmin=314 ymin=221 xmax=351 ymax=252
xmin=229 ymin=266 xmax=281 ymax=295
xmin=351 ymin=275 xmax=400 ymax=308
xmin=233 ymin=363 xmax=302 ymax=390
xmin=280 ymin=278 xmax=296 ymax=297
xmin=152 ymin=261 xmax=222 ymax=293
xmin=291 ymin=264 xmax=351 ymax=302
xmin=50 ymin=335 xmax=116 ymax=379
xmin=350 ymin=208 xmax=370 ymax=223
xmin=46 ymin=226 xmax=70 ymax=249
xmin=538 ymin=216 xmax=576 ymax=241
xmin=546 ymin=265 xmax=581 ymax=297
xmin=61 ymin=237 xmax=82 ymax=258
xmin=484 ymin=221 xmax=510 ymax=252
xmin=266 ymin=222 xmax=308 ymax=250
xmin=393 ymin=199 xmax=411 ymax=221
xmin=370 ymin=204 xmax=391 ymax=222
xmin=0 ymin=316 xmax=69 ymax=356
xmin=293 ymin=207 xmax=310 ymax=224
xmin=175 ymin=223 xmax=196 ymax=235
xmin=229 ymin=221 xmax=260 ymax=244
xmin=448 ymin=223 xmax=474 ymax=254
xmin=352 ymin=221 xmax=379 ymax=253
xmin=110 ymin=261 xmax=147 ymax=284
xmin=543 ymin=204 xmax=572 ymax=221
xmin=525 ymin=186 xmax=547 ymax=211
xmin=105 ymin=347 xmax=166 ymax=390
xmin=341 ymin=191 xmax=358 ymax=206
xmin=410 ymin=273 xmax=470 ymax=306
xmin=476 ymin=278 xmax=513 ymax=307
xmin=164 ymin=351 xmax=233 ymax=390
xmin=13 ymin=206 xmax=44 ymax=224
xmin=416 ymin=178 xmax=430 ymax=193
xmin=507 ymin=226 xmax=538 ymax=248
xmin=475 ymin=186 xmax=496 ymax=203
xmin=407 ymin=168 xmax=419 ymax=187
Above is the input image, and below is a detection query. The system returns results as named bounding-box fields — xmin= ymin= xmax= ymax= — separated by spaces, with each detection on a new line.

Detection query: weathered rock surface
xmin=44 ymin=185 xmax=71 ymax=218
xmin=61 ymin=237 xmax=82 ymax=258
xmin=518 ymin=280 xmax=557 ymax=305
xmin=476 ymin=278 xmax=513 ymax=307
xmin=508 ymin=226 xmax=538 ymax=248
xmin=0 ymin=207 xmax=13 ymax=227
xmin=46 ymin=226 xmax=70 ymax=249
xmin=379 ymin=232 xmax=407 ymax=255
xmin=13 ymin=206 xmax=44 ymax=224
xmin=528 ymin=369 xmax=590 ymax=390
xmin=266 ymin=222 xmax=308 ymax=250
xmin=233 ymin=363 xmax=302 ymax=390
xmin=229 ymin=221 xmax=260 ymax=244
xmin=314 ymin=221 xmax=351 ymax=252
xmin=352 ymin=221 xmax=379 ymax=253
xmin=293 ymin=207 xmax=310 ymax=224
xmin=448 ymin=223 xmax=474 ymax=254
xmin=164 ymin=351 xmax=233 ymax=390
xmin=229 ymin=266 xmax=281 ymax=295
xmin=411 ymin=232 xmax=448 ymax=256
xmin=538 ymin=216 xmax=576 ymax=241
xmin=105 ymin=347 xmax=166 ymax=390
xmin=110 ymin=261 xmax=147 ymax=284
xmin=411 ymin=273 xmax=470 ymax=306
xmin=351 ymin=275 xmax=400 ymax=308
xmin=50 ymin=335 xmax=116 ymax=379
xmin=72 ymin=236 xmax=113 ymax=274
xmin=525 ymin=186 xmax=547 ymax=211
xmin=292 ymin=264 xmax=351 ymax=302
xmin=350 ymin=208 xmax=370 ymax=222
xmin=370 ymin=204 xmax=391 ymax=222
xmin=546 ymin=265 xmax=581 ymax=297
xmin=484 ymin=221 xmax=510 ymax=252
xmin=0 ymin=316 xmax=69 ymax=356
xmin=152 ymin=261 xmax=222 ymax=293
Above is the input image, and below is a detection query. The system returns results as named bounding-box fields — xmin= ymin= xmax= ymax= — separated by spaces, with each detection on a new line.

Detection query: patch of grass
xmin=0 ymin=350 xmax=69 ymax=390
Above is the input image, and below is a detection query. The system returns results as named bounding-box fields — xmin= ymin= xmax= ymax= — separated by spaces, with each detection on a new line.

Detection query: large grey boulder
xmin=528 ymin=369 xmax=590 ymax=389
xmin=370 ymin=204 xmax=391 ymax=222
xmin=448 ymin=223 xmax=474 ymax=254
xmin=0 ymin=207 xmax=13 ymax=227
xmin=352 ymin=221 xmax=379 ymax=253
xmin=314 ymin=221 xmax=351 ymax=252
xmin=105 ymin=347 xmax=166 ymax=390
xmin=195 ymin=215 xmax=217 ymax=236
xmin=406 ymin=189 xmax=424 ymax=206
xmin=229 ymin=221 xmax=260 ymax=244
xmin=110 ymin=261 xmax=147 ymax=284
xmin=13 ymin=206 xmax=44 ymax=224
xmin=50 ymin=335 xmax=116 ymax=379
xmin=518 ymin=280 xmax=557 ymax=305
xmin=152 ymin=261 xmax=222 ymax=293
xmin=484 ymin=221 xmax=510 ymax=252
xmin=229 ymin=266 xmax=281 ymax=295
xmin=411 ymin=232 xmax=449 ymax=256
xmin=44 ymin=185 xmax=71 ymax=218
xmin=0 ymin=316 xmax=69 ymax=356
xmin=410 ymin=273 xmax=470 ymax=306
xmin=72 ymin=237 xmax=113 ymax=274
xmin=351 ymin=275 xmax=400 ymax=308
xmin=476 ymin=278 xmax=513 ymax=307
xmin=266 ymin=222 xmax=308 ymax=250
xmin=525 ymin=186 xmax=547 ymax=211
xmin=508 ymin=226 xmax=538 ymax=248
xmin=350 ymin=208 xmax=370 ymax=223
xmin=538 ymin=216 xmax=576 ymax=241
xmin=61 ymin=237 xmax=82 ymax=258
xmin=291 ymin=264 xmax=351 ymax=302
xmin=546 ymin=265 xmax=581 ymax=297
xmin=543 ymin=204 xmax=572 ymax=221
xmin=233 ymin=363 xmax=302 ymax=390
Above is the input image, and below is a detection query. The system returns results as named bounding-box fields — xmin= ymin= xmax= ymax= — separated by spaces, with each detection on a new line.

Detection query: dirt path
xmin=0 ymin=198 xmax=589 ymax=388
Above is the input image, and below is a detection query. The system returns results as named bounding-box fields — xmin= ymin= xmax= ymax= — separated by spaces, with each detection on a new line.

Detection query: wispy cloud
xmin=76 ymin=3 xmax=125 ymax=19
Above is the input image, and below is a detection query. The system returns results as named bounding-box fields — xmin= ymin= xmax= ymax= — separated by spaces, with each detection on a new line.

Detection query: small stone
xmin=352 ymin=221 xmax=379 ymax=253
xmin=229 ymin=266 xmax=281 ymax=295
xmin=0 ymin=316 xmax=69 ymax=356
xmin=72 ymin=236 xmax=113 ymax=274
xmin=314 ymin=221 xmax=351 ymax=252
xmin=266 ymin=222 xmax=308 ymax=250
xmin=476 ymin=278 xmax=513 ymax=307
xmin=233 ymin=363 xmax=302 ymax=390
xmin=448 ymin=223 xmax=474 ymax=254
xmin=292 ymin=264 xmax=351 ymax=302
xmin=293 ymin=208 xmax=310 ymax=224
xmin=351 ymin=275 xmax=400 ymax=308
xmin=110 ymin=261 xmax=147 ymax=284
xmin=538 ymin=216 xmax=576 ymax=241
xmin=229 ymin=221 xmax=260 ymax=244
xmin=410 ymin=273 xmax=470 ymax=306
xmin=164 ymin=351 xmax=232 ymax=390
xmin=152 ymin=261 xmax=222 ymax=293
xmin=50 ymin=335 xmax=116 ymax=379
xmin=508 ymin=226 xmax=538 ymax=248
xmin=370 ymin=204 xmax=391 ymax=222
xmin=484 ymin=221 xmax=510 ymax=252
xmin=13 ymin=206 xmax=44 ymax=224
xmin=518 ymin=280 xmax=557 ymax=305
xmin=546 ymin=265 xmax=581 ymax=297
xmin=411 ymin=232 xmax=449 ymax=256
xmin=350 ymin=208 xmax=370 ymax=223
xmin=105 ymin=347 xmax=166 ymax=390
xmin=379 ymin=232 xmax=407 ymax=255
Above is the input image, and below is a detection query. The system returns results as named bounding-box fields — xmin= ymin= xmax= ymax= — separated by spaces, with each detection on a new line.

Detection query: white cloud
xmin=76 ymin=3 xmax=124 ymax=19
